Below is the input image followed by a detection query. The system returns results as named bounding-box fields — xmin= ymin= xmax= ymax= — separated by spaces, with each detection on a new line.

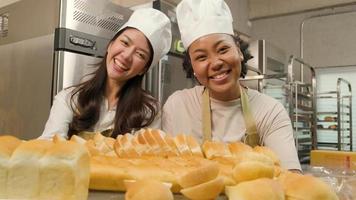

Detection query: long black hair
xmin=68 ymin=28 xmax=158 ymax=138
xmin=182 ymin=34 xmax=252 ymax=80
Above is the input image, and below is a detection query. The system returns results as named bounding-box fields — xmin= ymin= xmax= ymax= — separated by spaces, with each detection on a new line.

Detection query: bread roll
xmin=0 ymin=135 xmax=21 ymax=198
xmin=278 ymin=171 xmax=338 ymax=200
xmin=253 ymin=146 xmax=281 ymax=166
xmin=233 ymin=161 xmax=275 ymax=183
xmin=202 ymin=140 xmax=232 ymax=159
xmin=228 ymin=141 xmax=253 ymax=156
xmin=7 ymin=140 xmax=53 ymax=198
xmin=180 ymin=176 xmax=224 ymax=200
xmin=125 ymin=179 xmax=173 ymax=200
xmin=177 ymin=162 xmax=219 ymax=188
xmin=39 ymin=141 xmax=90 ymax=200
xmin=225 ymin=178 xmax=285 ymax=200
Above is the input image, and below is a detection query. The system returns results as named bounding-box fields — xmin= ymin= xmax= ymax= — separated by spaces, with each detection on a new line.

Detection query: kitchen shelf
xmin=316 ymin=78 xmax=353 ymax=151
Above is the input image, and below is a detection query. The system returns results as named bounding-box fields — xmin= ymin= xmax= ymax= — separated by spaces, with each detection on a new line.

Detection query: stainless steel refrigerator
xmin=0 ymin=0 xmax=132 ymax=139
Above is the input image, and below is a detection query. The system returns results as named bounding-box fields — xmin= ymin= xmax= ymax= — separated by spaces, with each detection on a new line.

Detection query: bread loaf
xmin=125 ymin=179 xmax=174 ymax=200
xmin=174 ymin=134 xmax=193 ymax=156
xmin=233 ymin=161 xmax=275 ymax=183
xmin=7 ymin=140 xmax=53 ymax=198
xmin=177 ymin=162 xmax=220 ymax=188
xmin=0 ymin=135 xmax=22 ymax=198
xmin=253 ymin=146 xmax=281 ymax=166
xmin=278 ymin=171 xmax=338 ymax=200
xmin=202 ymin=140 xmax=232 ymax=159
xmin=180 ymin=176 xmax=224 ymax=200
xmin=228 ymin=141 xmax=253 ymax=156
xmin=225 ymin=178 xmax=285 ymax=200
xmin=39 ymin=140 xmax=90 ymax=200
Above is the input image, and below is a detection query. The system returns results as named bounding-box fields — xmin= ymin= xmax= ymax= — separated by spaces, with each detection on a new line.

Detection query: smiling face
xmin=188 ymin=33 xmax=243 ymax=101
xmin=106 ymin=28 xmax=152 ymax=85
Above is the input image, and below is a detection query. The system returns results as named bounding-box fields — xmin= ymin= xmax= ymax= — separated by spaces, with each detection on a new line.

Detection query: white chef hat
xmin=176 ymin=0 xmax=234 ymax=49
xmin=118 ymin=8 xmax=172 ymax=68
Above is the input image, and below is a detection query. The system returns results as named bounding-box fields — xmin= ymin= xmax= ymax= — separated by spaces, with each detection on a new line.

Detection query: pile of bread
xmin=0 ymin=135 xmax=90 ymax=200
xmin=0 ymin=128 xmax=339 ymax=200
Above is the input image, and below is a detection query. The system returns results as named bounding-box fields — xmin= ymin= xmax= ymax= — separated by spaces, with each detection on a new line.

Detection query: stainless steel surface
xmin=59 ymin=0 xmax=131 ymax=40
xmin=0 ymin=0 xmax=132 ymax=139
xmin=317 ymin=78 xmax=353 ymax=151
xmin=0 ymin=35 xmax=54 ymax=139
xmin=88 ymin=191 xmax=228 ymax=200
xmin=287 ymin=56 xmax=317 ymax=153
xmin=53 ymin=51 xmax=101 ymax=95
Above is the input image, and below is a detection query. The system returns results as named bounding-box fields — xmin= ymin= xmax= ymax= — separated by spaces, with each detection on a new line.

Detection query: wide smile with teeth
xmin=114 ymin=58 xmax=128 ymax=71
xmin=210 ymin=70 xmax=230 ymax=80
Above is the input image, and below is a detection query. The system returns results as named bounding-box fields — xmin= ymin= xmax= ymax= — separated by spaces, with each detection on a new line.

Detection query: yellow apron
xmin=202 ymin=86 xmax=260 ymax=147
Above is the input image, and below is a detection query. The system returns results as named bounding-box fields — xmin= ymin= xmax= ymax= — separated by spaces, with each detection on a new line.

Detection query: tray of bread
xmin=0 ymin=129 xmax=340 ymax=200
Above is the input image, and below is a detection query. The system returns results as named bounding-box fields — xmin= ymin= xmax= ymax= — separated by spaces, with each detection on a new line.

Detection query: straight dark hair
xmin=68 ymin=28 xmax=158 ymax=138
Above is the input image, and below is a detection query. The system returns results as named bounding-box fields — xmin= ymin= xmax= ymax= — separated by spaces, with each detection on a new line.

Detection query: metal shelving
xmin=316 ymin=78 xmax=353 ymax=151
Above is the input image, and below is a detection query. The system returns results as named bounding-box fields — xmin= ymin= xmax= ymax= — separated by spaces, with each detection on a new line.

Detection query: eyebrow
xmin=122 ymin=34 xmax=150 ymax=56
xmin=191 ymin=39 xmax=226 ymax=54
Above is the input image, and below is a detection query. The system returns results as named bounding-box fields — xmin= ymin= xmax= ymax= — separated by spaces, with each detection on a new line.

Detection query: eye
xmin=218 ymin=46 xmax=229 ymax=54
xmin=136 ymin=51 xmax=146 ymax=60
xmin=194 ymin=54 xmax=207 ymax=62
xmin=120 ymin=39 xmax=129 ymax=46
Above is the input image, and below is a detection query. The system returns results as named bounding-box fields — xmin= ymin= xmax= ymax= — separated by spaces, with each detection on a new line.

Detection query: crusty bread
xmin=90 ymin=156 xmax=134 ymax=191
xmin=253 ymin=146 xmax=281 ymax=166
xmin=202 ymin=140 xmax=232 ymax=159
xmin=52 ymin=133 xmax=67 ymax=143
xmin=125 ymin=179 xmax=173 ymax=200
xmin=185 ymin=135 xmax=204 ymax=157
xmin=225 ymin=178 xmax=285 ymax=200
xmin=233 ymin=161 xmax=275 ymax=183
xmin=39 ymin=140 xmax=90 ymax=200
xmin=120 ymin=134 xmax=140 ymax=157
xmin=0 ymin=135 xmax=22 ymax=198
xmin=180 ymin=176 xmax=224 ymax=200
xmin=164 ymin=135 xmax=179 ymax=156
xmin=174 ymin=134 xmax=192 ymax=156
xmin=93 ymin=133 xmax=115 ymax=155
xmin=278 ymin=171 xmax=338 ymax=200
xmin=151 ymin=129 xmax=176 ymax=157
xmin=228 ymin=141 xmax=253 ymax=156
xmin=177 ymin=162 xmax=220 ymax=188
xmin=233 ymin=151 xmax=274 ymax=166
xmin=7 ymin=139 xmax=53 ymax=198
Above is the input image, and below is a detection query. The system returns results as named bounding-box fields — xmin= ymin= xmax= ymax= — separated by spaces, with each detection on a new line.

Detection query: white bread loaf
xmin=180 ymin=176 xmax=224 ymax=200
xmin=225 ymin=178 xmax=285 ymax=200
xmin=125 ymin=179 xmax=174 ymax=200
xmin=7 ymin=139 xmax=53 ymax=199
xmin=278 ymin=171 xmax=338 ymax=200
xmin=178 ymin=162 xmax=220 ymax=188
xmin=39 ymin=140 xmax=90 ymax=200
xmin=0 ymin=135 xmax=22 ymax=198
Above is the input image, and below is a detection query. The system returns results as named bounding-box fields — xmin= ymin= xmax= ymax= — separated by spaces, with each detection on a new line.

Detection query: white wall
xmin=251 ymin=4 xmax=356 ymax=68
xmin=0 ymin=0 xmax=20 ymax=8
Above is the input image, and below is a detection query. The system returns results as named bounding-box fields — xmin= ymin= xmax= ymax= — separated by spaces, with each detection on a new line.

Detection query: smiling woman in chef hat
xmin=40 ymin=8 xmax=172 ymax=139
xmin=162 ymin=0 xmax=302 ymax=172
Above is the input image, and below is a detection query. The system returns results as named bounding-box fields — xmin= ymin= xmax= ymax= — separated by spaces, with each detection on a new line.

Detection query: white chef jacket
xmin=40 ymin=88 xmax=160 ymax=140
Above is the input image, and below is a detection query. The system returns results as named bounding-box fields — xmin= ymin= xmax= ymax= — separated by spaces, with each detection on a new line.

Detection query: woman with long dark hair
xmin=40 ymin=8 xmax=172 ymax=139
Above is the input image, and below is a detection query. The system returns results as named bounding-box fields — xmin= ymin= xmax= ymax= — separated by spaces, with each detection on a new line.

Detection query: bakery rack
xmin=286 ymin=56 xmax=317 ymax=163
xmin=316 ymin=78 xmax=353 ymax=151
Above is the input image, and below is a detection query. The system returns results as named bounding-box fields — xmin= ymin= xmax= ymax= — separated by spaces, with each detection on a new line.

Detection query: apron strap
xmin=202 ymin=88 xmax=212 ymax=141
xmin=240 ymin=87 xmax=259 ymax=147
xmin=201 ymin=86 xmax=260 ymax=147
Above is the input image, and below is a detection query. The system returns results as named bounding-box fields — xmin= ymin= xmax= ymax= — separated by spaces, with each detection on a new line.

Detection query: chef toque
xmin=176 ymin=0 xmax=234 ymax=49
xmin=118 ymin=8 xmax=172 ymax=68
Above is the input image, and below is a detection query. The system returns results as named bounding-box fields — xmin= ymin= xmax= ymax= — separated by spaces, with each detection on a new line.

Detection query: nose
xmin=210 ymin=56 xmax=224 ymax=70
xmin=121 ymin=46 xmax=135 ymax=63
